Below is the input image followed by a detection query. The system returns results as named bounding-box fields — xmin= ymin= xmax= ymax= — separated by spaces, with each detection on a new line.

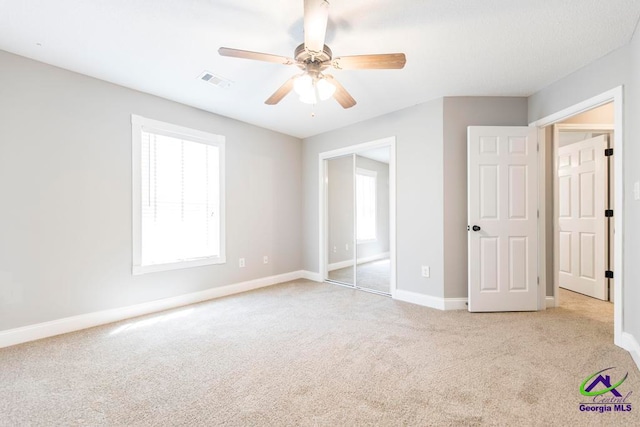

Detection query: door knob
xmin=472 ymin=225 xmax=481 ymax=232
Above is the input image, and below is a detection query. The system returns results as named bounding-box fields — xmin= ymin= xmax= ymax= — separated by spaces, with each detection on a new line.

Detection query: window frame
xmin=355 ymin=167 xmax=377 ymax=244
xmin=131 ymin=114 xmax=226 ymax=275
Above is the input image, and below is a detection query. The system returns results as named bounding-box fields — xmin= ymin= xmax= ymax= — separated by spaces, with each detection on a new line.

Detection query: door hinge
xmin=537 ymin=277 xmax=540 ymax=285
xmin=605 ymin=148 xmax=614 ymax=156
xmin=537 ymin=209 xmax=539 ymax=218
xmin=605 ymin=270 xmax=614 ymax=279
xmin=605 ymin=209 xmax=614 ymax=217
xmin=537 ymin=143 xmax=540 ymax=152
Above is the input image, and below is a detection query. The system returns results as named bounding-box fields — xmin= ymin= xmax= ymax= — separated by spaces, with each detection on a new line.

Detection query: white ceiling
xmin=1 ymin=1 xmax=639 ymax=139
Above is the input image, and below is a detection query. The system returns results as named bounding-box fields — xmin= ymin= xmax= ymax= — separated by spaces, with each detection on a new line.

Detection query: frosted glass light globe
xmin=294 ymin=74 xmax=313 ymax=96
xmin=316 ymin=78 xmax=336 ymax=101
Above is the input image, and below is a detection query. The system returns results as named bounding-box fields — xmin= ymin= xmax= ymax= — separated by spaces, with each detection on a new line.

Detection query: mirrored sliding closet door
xmin=325 ymin=148 xmax=391 ymax=295
xmin=326 ymin=155 xmax=355 ymax=286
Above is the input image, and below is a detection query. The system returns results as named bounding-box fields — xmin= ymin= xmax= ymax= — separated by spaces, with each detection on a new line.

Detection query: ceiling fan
xmin=218 ymin=0 xmax=406 ymax=109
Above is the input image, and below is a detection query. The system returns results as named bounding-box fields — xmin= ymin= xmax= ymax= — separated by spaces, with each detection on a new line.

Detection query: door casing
xmin=531 ymin=86 xmax=624 ymax=349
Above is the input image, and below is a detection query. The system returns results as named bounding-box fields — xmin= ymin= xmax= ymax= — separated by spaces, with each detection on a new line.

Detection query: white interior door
xmin=557 ymin=135 xmax=608 ymax=300
xmin=468 ymin=126 xmax=539 ymax=312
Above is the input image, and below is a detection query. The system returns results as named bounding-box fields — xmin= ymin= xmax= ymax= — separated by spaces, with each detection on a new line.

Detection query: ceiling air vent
xmin=198 ymin=71 xmax=232 ymax=89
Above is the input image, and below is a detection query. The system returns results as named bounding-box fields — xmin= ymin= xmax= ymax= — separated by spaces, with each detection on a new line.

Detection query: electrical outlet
xmin=333 ymin=246 xmax=337 ymax=253
xmin=239 ymin=258 xmax=245 ymax=268
xmin=634 ymin=181 xmax=640 ymax=201
xmin=421 ymin=266 xmax=430 ymax=278
xmin=345 ymin=243 xmax=349 ymax=251
xmin=263 ymin=256 xmax=269 ymax=264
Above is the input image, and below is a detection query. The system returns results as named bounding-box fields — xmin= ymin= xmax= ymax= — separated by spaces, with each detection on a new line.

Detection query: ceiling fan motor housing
xmin=295 ymin=43 xmax=332 ymax=64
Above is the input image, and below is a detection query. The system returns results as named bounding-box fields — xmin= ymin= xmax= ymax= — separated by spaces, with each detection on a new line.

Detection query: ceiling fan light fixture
xmin=219 ymin=0 xmax=405 ymax=109
xmin=316 ymin=77 xmax=336 ymax=100
xmin=294 ymin=74 xmax=335 ymax=104
xmin=299 ymin=91 xmax=318 ymax=105
xmin=294 ymin=74 xmax=313 ymax=96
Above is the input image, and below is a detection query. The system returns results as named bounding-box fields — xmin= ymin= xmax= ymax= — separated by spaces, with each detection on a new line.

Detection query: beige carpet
xmin=329 ymin=258 xmax=391 ymax=293
xmin=1 ymin=281 xmax=639 ymax=426
xmin=356 ymin=259 xmax=391 ymax=293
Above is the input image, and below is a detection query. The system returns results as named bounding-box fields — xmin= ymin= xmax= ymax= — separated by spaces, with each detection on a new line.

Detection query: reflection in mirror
xmin=327 ymin=155 xmax=355 ymax=286
xmin=355 ymin=148 xmax=391 ymax=293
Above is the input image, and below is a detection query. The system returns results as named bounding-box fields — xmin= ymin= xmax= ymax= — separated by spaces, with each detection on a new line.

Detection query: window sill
xmin=133 ymin=256 xmax=226 ymax=275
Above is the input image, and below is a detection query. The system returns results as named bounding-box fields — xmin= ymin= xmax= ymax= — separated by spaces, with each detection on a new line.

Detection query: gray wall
xmin=442 ymin=97 xmax=529 ymax=298
xmin=528 ymin=32 xmax=640 ymax=344
xmin=356 ymin=155 xmax=390 ymax=260
xmin=327 ymin=156 xmax=354 ymax=265
xmin=303 ymin=100 xmax=445 ymax=296
xmin=0 ymin=50 xmax=303 ymax=331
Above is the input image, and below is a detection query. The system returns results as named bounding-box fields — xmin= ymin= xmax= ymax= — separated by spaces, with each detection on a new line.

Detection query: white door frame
xmin=553 ymin=124 xmax=614 ymax=303
xmin=531 ymin=86 xmax=624 ymax=347
xmin=318 ymin=137 xmax=397 ymax=296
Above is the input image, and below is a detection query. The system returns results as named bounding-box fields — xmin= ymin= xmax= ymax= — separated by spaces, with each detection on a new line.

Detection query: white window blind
xmin=132 ymin=115 xmax=225 ymax=274
xmin=356 ymin=169 xmax=377 ymax=242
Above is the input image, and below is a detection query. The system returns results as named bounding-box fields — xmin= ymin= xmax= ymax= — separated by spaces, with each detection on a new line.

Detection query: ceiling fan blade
xmin=325 ymin=75 xmax=356 ymax=109
xmin=304 ymin=0 xmax=330 ymax=55
xmin=218 ymin=47 xmax=295 ymax=66
xmin=265 ymin=76 xmax=298 ymax=105
xmin=332 ymin=53 xmax=407 ymax=70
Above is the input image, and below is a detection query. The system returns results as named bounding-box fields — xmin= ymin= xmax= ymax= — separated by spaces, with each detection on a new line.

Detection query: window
xmin=356 ymin=168 xmax=377 ymax=242
xmin=132 ymin=115 xmax=225 ymax=274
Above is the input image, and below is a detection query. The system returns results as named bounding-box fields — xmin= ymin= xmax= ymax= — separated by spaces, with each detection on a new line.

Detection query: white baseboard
xmin=301 ymin=270 xmax=323 ymax=282
xmin=328 ymin=252 xmax=390 ymax=272
xmin=620 ymin=332 xmax=640 ymax=371
xmin=396 ymin=294 xmax=554 ymax=311
xmin=394 ymin=289 xmax=466 ymax=311
xmin=546 ymin=296 xmax=556 ymax=308
xmin=444 ymin=298 xmax=468 ymax=310
xmin=394 ymin=289 xmax=445 ymax=310
xmin=0 ymin=270 xmax=310 ymax=349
